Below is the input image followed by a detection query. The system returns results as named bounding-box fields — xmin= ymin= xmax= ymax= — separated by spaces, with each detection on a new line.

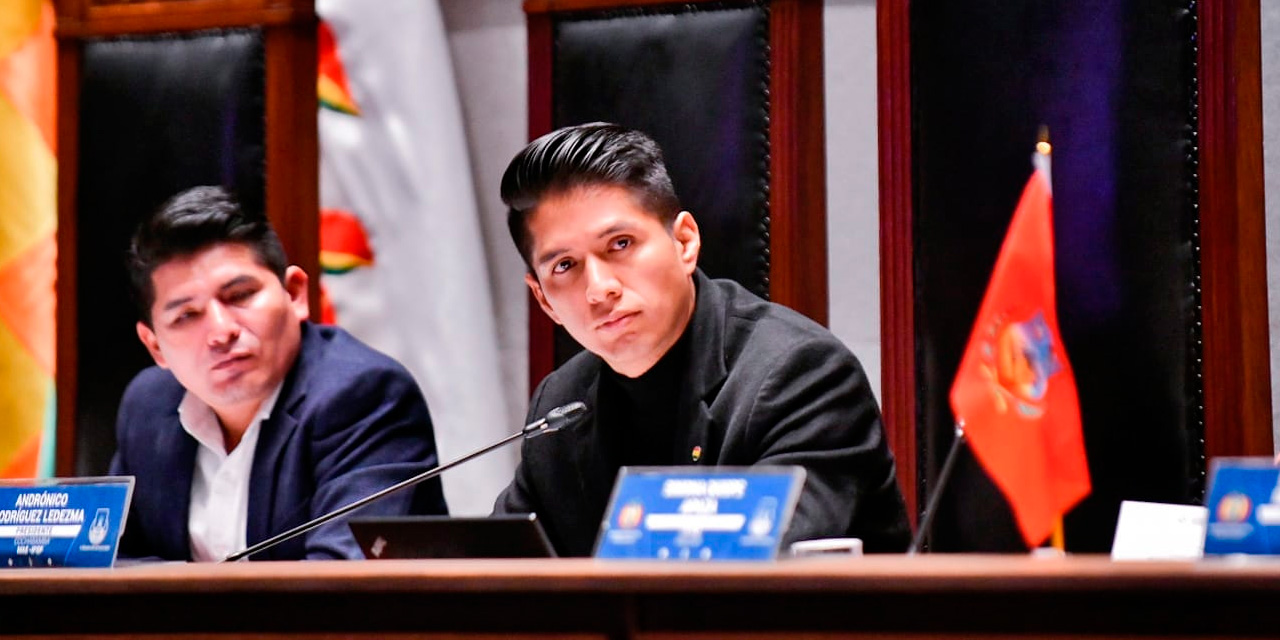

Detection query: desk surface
xmin=2 ymin=555 xmax=1279 ymax=637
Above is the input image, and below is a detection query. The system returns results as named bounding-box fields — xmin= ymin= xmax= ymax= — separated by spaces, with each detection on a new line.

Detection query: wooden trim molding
xmin=768 ymin=0 xmax=828 ymax=326
xmin=876 ymin=0 xmax=917 ymax=524
xmin=57 ymin=0 xmax=313 ymax=38
xmin=54 ymin=41 xmax=82 ymax=477
xmin=265 ymin=20 xmax=321 ymax=317
xmin=1197 ymin=0 xmax=1272 ymax=457
xmin=525 ymin=11 xmax=556 ymax=391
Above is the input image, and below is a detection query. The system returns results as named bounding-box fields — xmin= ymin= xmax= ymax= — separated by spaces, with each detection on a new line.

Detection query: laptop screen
xmin=349 ymin=514 xmax=557 ymax=559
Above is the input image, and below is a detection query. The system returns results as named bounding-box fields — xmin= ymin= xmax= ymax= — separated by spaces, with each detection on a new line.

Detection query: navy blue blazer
xmin=110 ymin=322 xmax=447 ymax=560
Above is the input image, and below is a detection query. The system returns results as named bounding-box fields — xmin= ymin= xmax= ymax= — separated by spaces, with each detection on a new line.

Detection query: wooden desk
xmin=1 ymin=555 xmax=1279 ymax=638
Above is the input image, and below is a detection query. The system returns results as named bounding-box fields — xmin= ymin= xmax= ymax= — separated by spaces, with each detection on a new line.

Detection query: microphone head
xmin=526 ymin=401 xmax=589 ymax=439
xmin=547 ymin=401 xmax=587 ymax=425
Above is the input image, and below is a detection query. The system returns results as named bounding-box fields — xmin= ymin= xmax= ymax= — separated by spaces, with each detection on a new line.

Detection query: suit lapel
xmin=246 ymin=322 xmax=313 ymax=547
xmin=247 ymin=411 xmax=300 ymax=546
xmin=156 ymin=416 xmax=197 ymax=558
xmin=681 ymin=271 xmax=730 ymax=464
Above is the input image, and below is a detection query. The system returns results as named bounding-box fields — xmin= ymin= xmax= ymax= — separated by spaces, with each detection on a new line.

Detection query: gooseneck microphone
xmin=223 ymin=401 xmax=589 ymax=562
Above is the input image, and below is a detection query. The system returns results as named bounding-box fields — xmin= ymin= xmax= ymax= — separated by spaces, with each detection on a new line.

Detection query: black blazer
xmin=496 ymin=271 xmax=911 ymax=556
xmin=111 ymin=322 xmax=448 ymax=560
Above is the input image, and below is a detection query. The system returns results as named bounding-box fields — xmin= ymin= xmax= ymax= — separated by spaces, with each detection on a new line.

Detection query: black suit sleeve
xmin=746 ymin=338 xmax=912 ymax=553
xmin=492 ymin=378 xmax=548 ymax=517
xmin=107 ymin=421 xmax=142 ymax=559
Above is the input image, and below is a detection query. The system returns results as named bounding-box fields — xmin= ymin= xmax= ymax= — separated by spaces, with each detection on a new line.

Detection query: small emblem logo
xmin=617 ymin=502 xmax=644 ymax=529
xmin=370 ymin=536 xmax=388 ymax=558
xmin=978 ymin=310 xmax=1062 ymax=418
xmin=748 ymin=498 xmax=778 ymax=537
xmin=1218 ymin=492 xmax=1253 ymax=523
xmin=88 ymin=508 xmax=110 ymax=546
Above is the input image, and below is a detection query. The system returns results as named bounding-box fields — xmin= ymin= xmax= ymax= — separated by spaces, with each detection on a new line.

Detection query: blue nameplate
xmin=1203 ymin=457 xmax=1280 ymax=555
xmin=594 ymin=466 xmax=805 ymax=561
xmin=0 ymin=478 xmax=133 ymax=568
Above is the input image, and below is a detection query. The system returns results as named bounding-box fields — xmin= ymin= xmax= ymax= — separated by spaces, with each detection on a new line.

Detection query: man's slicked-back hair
xmin=500 ymin=123 xmax=681 ymax=271
xmin=128 ymin=185 xmax=287 ymax=326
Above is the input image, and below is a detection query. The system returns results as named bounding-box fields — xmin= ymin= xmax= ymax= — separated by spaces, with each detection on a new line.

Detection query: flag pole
xmin=1035 ymin=126 xmax=1052 ymax=186
xmin=1038 ymin=126 xmax=1063 ymax=555
xmin=908 ymin=422 xmax=966 ymax=555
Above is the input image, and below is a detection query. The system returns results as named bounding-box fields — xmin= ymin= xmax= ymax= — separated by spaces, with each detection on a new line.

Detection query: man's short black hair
xmin=128 ymin=185 xmax=287 ymax=326
xmin=500 ymin=123 xmax=681 ymax=271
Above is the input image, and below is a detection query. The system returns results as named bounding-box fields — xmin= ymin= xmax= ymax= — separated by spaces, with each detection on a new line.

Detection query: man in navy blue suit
xmin=110 ymin=186 xmax=447 ymax=561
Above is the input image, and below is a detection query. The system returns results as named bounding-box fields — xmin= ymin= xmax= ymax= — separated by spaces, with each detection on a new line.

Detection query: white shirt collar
xmin=178 ymin=382 xmax=284 ymax=456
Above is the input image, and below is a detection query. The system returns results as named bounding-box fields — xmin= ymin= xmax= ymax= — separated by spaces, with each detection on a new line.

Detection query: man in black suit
xmin=493 ymin=123 xmax=910 ymax=556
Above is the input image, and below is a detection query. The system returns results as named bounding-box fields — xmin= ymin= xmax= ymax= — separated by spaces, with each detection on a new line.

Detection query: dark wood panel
xmin=54 ymin=40 xmax=83 ymax=478
xmin=875 ymin=0 xmax=916 ymax=525
xmin=58 ymin=0 xmax=312 ymax=37
xmin=52 ymin=0 xmax=90 ymax=21
xmin=2 ymin=558 xmax=1280 ymax=637
xmin=265 ymin=20 xmax=320 ymax=318
xmin=12 ymin=636 xmax=594 ymax=640
xmin=768 ymin=0 xmax=827 ymax=326
xmin=525 ymin=12 xmax=557 ymax=390
xmin=1197 ymin=0 xmax=1272 ymax=458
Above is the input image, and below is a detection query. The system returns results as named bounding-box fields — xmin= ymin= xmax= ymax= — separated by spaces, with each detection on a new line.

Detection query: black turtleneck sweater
xmin=596 ymin=321 xmax=694 ymax=471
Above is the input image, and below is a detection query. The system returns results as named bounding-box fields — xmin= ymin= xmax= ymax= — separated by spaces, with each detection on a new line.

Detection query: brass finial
xmin=1035 ymin=125 xmax=1051 ymax=156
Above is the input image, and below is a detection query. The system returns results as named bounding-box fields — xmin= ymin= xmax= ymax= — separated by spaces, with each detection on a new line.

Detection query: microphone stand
xmin=907 ymin=422 xmax=965 ymax=555
xmin=224 ymin=401 xmax=587 ymax=562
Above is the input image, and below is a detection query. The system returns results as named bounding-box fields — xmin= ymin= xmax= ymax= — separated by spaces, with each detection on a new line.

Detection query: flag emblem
xmin=979 ymin=311 xmax=1062 ymax=418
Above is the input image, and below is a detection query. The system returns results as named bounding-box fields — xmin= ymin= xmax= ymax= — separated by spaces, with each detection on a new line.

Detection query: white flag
xmin=316 ymin=0 xmax=514 ymax=514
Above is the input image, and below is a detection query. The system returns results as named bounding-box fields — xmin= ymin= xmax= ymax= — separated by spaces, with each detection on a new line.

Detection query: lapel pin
xmin=691 ymin=446 xmax=702 ymax=462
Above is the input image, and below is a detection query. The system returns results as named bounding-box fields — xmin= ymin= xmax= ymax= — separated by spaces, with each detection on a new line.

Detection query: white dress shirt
xmin=180 ymin=383 xmax=283 ymax=562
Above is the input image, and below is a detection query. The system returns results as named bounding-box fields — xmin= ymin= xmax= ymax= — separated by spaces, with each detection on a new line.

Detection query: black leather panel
xmin=912 ymin=0 xmax=1200 ymax=551
xmin=552 ymin=3 xmax=770 ymax=365
xmin=76 ymin=29 xmax=266 ymax=475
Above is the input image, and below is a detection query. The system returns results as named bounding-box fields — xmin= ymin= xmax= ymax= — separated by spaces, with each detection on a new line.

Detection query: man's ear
xmin=672 ymin=211 xmax=701 ymax=275
xmin=284 ymin=266 xmax=310 ymax=321
xmin=525 ymin=272 xmax=562 ymax=325
xmin=136 ymin=322 xmax=168 ymax=369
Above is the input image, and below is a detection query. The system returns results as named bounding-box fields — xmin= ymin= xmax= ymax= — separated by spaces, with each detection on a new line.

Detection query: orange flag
xmin=949 ymin=151 xmax=1091 ymax=547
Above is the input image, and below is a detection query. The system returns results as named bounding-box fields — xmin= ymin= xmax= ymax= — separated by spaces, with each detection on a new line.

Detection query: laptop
xmin=349 ymin=514 xmax=557 ymax=559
